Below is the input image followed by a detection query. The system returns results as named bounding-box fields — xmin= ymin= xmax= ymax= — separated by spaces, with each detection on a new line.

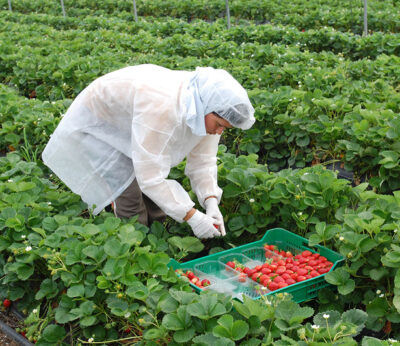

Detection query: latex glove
xmin=204 ymin=197 xmax=226 ymax=236
xmin=187 ymin=210 xmax=222 ymax=239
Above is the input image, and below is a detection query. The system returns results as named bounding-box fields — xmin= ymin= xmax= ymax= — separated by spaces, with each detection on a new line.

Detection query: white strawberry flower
xmin=25 ymin=246 xmax=32 ymax=252
xmin=323 ymin=313 xmax=330 ymax=319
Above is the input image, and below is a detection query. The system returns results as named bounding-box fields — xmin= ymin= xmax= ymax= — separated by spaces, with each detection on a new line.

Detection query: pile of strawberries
xmin=225 ymin=243 xmax=334 ymax=291
xmin=175 ymin=269 xmax=211 ymax=289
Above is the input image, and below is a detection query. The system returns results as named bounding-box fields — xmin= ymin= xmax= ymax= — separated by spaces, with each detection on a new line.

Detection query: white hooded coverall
xmin=42 ymin=64 xmax=255 ymax=223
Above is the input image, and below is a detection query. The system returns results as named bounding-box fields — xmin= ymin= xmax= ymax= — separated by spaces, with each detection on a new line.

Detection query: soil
xmin=0 ymin=309 xmax=26 ymax=346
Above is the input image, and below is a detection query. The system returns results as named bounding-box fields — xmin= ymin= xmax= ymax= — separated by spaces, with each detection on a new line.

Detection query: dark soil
xmin=0 ymin=309 xmax=26 ymax=345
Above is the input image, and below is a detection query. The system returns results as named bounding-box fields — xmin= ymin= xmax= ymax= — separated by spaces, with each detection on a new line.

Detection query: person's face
xmin=205 ymin=112 xmax=233 ymax=135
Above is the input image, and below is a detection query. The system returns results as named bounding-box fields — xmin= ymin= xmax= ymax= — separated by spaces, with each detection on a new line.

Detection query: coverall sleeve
xmin=185 ymin=135 xmax=222 ymax=209
xmin=131 ymin=85 xmax=195 ymax=223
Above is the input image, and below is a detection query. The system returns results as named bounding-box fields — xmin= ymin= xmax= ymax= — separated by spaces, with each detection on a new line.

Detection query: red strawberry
xmin=201 ymin=279 xmax=211 ymax=287
xmin=3 ymin=299 xmax=11 ymax=309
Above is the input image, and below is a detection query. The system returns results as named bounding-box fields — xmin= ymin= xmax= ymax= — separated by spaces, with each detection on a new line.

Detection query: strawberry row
xmin=2 ymin=11 xmax=399 ymax=60
xmin=1 ymin=0 xmax=398 ymax=33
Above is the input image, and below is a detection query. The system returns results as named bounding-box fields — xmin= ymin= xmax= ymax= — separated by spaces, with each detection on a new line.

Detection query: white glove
xmin=204 ymin=197 xmax=226 ymax=236
xmin=187 ymin=210 xmax=222 ymax=239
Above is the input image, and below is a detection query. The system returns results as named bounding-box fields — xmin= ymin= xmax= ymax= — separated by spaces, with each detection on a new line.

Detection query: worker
xmin=42 ymin=64 xmax=255 ymax=239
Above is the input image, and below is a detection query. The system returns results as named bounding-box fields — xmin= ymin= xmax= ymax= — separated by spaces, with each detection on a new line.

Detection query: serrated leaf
xmin=162 ymin=306 xmax=192 ymax=331
xmin=168 ymin=236 xmax=204 ymax=253
xmin=192 ymin=332 xmax=235 ymax=346
xmin=187 ymin=295 xmax=227 ymax=320
xmin=342 ymin=309 xmax=368 ymax=335
xmin=232 ymin=295 xmax=273 ymax=322
xmin=143 ymin=327 xmax=165 ymax=340
xmin=67 ymin=284 xmax=85 ymax=298
xmin=313 ymin=310 xmax=341 ymax=328
xmin=126 ymin=281 xmax=148 ymax=300
xmin=275 ymin=300 xmax=314 ymax=325
xmin=41 ymin=324 xmax=66 ymax=343
xmin=325 ymin=267 xmax=349 ymax=285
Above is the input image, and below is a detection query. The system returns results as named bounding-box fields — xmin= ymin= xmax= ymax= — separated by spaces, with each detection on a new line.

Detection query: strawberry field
xmin=0 ymin=0 xmax=400 ymax=344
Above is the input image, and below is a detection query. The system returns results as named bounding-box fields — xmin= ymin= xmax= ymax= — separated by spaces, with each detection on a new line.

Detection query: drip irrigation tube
xmin=0 ymin=319 xmax=34 ymax=346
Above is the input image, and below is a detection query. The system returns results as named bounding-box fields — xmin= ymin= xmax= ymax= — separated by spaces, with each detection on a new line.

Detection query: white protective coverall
xmin=42 ymin=64 xmax=255 ymax=223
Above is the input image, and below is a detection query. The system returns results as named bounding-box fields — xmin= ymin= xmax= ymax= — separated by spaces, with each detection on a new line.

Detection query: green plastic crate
xmin=168 ymin=228 xmax=345 ymax=303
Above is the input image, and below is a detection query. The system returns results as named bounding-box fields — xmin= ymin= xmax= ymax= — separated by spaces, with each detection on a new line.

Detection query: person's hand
xmin=204 ymin=197 xmax=226 ymax=236
xmin=187 ymin=210 xmax=222 ymax=239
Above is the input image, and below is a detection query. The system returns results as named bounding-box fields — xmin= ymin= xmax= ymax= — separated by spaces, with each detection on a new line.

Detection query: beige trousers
xmin=113 ymin=179 xmax=166 ymax=226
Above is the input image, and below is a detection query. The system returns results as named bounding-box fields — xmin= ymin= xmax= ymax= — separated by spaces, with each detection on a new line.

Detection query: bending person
xmin=42 ymin=64 xmax=255 ymax=239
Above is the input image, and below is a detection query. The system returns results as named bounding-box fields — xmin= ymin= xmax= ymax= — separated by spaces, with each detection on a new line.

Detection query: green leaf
xmin=275 ymin=300 xmax=314 ymax=326
xmin=313 ymin=310 xmax=341 ymax=328
xmin=226 ymin=168 xmax=257 ymax=193
xmin=394 ymin=269 xmax=400 ymax=313
xmin=158 ymin=295 xmax=179 ymax=313
xmin=8 ymin=181 xmax=36 ymax=192
xmin=324 ymin=267 xmax=349 ymax=285
xmin=118 ymin=225 xmax=144 ymax=246
xmin=77 ymin=301 xmax=96 ymax=316
xmin=126 ymin=281 xmax=149 ymax=300
xmin=342 ymin=309 xmax=368 ymax=335
xmin=67 ymin=284 xmax=85 ymax=298
xmin=213 ymin=315 xmax=249 ymax=341
xmin=228 ymin=216 xmax=245 ymax=231
xmin=367 ymin=298 xmax=389 ymax=317
xmin=41 ymin=324 xmax=66 ymax=343
xmin=338 ymin=280 xmax=355 ymax=295
xmin=31 ymin=227 xmax=46 ymax=238
xmin=106 ymin=296 xmax=129 ymax=317
xmin=144 ymin=327 xmax=166 ymax=340
xmin=369 ymin=267 xmax=389 ymax=281
xmin=192 ymin=332 xmax=235 ymax=346
xmin=8 ymin=262 xmax=34 ymax=280
xmin=82 ymin=245 xmax=107 ymax=263
xmin=169 ymin=290 xmax=198 ymax=305
xmin=104 ymin=237 xmax=130 ymax=258
xmin=187 ymin=295 xmax=227 ymax=320
xmin=0 ymin=237 xmax=11 ymax=252
xmin=168 ymin=236 xmax=204 ymax=253
xmin=305 ymin=182 xmax=321 ymax=194
xmin=80 ymin=315 xmax=97 ymax=327
xmin=174 ymin=326 xmax=196 ymax=343
xmin=35 ymin=279 xmax=58 ymax=300
xmin=232 ymin=295 xmax=273 ymax=322
xmin=102 ymin=258 xmax=127 ymax=280
xmin=361 ymin=336 xmax=388 ymax=346
xmin=55 ymin=306 xmax=78 ymax=323
xmin=104 ymin=217 xmax=121 ymax=232
xmin=82 ymin=224 xmax=101 ymax=237
xmin=162 ymin=306 xmax=192 ymax=331
xmin=96 ymin=275 xmax=111 ymax=289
